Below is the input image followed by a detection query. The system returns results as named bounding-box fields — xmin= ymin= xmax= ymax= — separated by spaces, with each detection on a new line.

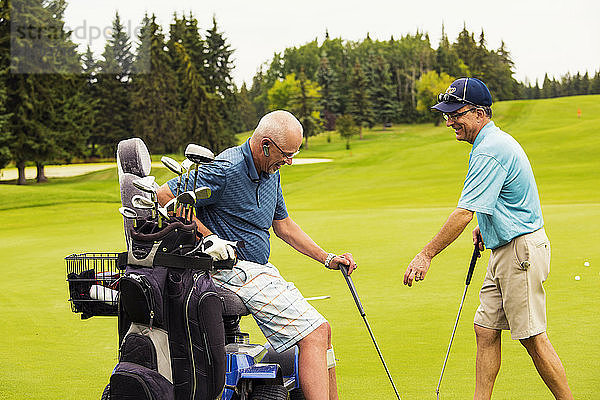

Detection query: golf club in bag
xmin=339 ymin=264 xmax=402 ymax=400
xmin=435 ymin=243 xmax=481 ymax=399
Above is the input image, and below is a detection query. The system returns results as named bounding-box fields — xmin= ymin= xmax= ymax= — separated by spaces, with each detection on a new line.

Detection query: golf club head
xmin=161 ymin=156 xmax=183 ymax=175
xmin=164 ymin=197 xmax=177 ymax=213
xmin=158 ymin=206 xmax=169 ymax=221
xmin=132 ymin=176 xmax=157 ymax=194
xmin=131 ymin=194 xmax=155 ymax=210
xmin=185 ymin=144 xmax=215 ymax=164
xmin=181 ymin=158 xmax=194 ymax=172
xmin=194 ymin=186 xmax=211 ymax=200
xmin=119 ymin=206 xmax=138 ymax=219
xmin=177 ymin=190 xmax=197 ymax=206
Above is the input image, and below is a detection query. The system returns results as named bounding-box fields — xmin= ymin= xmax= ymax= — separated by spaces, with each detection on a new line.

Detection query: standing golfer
xmin=158 ymin=110 xmax=356 ymax=400
xmin=403 ymin=78 xmax=573 ymax=399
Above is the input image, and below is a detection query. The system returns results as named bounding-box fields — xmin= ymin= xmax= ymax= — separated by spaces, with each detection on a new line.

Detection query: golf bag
xmin=110 ymin=211 xmax=227 ymax=400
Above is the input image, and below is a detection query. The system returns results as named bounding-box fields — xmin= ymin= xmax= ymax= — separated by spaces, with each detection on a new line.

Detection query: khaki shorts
xmin=211 ymin=260 xmax=327 ymax=353
xmin=474 ymin=228 xmax=550 ymax=340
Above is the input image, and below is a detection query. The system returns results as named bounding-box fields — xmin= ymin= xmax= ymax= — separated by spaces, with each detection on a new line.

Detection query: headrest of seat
xmin=117 ymin=138 xmax=152 ymax=178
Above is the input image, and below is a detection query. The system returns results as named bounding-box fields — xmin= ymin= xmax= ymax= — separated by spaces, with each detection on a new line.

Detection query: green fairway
xmin=1 ymin=95 xmax=598 ymax=399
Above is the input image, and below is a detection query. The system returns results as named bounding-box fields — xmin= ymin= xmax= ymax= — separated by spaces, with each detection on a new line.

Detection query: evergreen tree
xmin=94 ymin=11 xmax=133 ymax=156
xmin=348 ymin=61 xmax=373 ymax=138
xmin=371 ymin=56 xmax=399 ymax=127
xmin=292 ymin=69 xmax=322 ymax=148
xmin=435 ymin=24 xmax=468 ymax=78
xmin=3 ymin=0 xmax=81 ymax=184
xmin=590 ymin=71 xmax=600 ymax=95
xmin=130 ymin=14 xmax=181 ymax=153
xmin=204 ymin=16 xmax=239 ymax=136
xmin=316 ymin=55 xmax=339 ymax=130
xmin=237 ymin=82 xmax=256 ymax=132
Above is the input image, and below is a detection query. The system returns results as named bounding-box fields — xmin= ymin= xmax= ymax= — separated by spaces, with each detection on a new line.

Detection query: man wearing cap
xmin=403 ymin=78 xmax=573 ymax=399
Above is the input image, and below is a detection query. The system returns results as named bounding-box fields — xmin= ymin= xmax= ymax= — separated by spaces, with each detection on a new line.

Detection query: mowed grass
xmin=1 ymin=95 xmax=599 ymax=399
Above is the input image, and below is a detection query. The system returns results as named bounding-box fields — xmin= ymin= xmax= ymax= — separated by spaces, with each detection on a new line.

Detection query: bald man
xmin=158 ymin=110 xmax=356 ymax=400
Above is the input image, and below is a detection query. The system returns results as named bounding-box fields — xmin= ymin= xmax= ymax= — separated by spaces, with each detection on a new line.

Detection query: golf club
xmin=131 ymin=194 xmax=156 ymax=221
xmin=118 ymin=206 xmax=138 ymax=227
xmin=132 ymin=176 xmax=159 ymax=223
xmin=181 ymin=159 xmax=193 ymax=194
xmin=177 ymin=190 xmax=196 ymax=223
xmin=185 ymin=144 xmax=215 ymax=190
xmin=339 ymin=264 xmax=401 ymax=400
xmin=435 ymin=243 xmax=481 ymax=400
xmin=161 ymin=156 xmax=183 ymax=197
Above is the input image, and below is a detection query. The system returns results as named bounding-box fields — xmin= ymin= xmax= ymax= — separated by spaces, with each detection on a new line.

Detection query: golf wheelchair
xmin=66 ymin=138 xmax=305 ymax=400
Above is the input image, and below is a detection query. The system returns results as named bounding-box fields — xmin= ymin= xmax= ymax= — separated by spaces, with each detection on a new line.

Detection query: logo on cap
xmin=445 ymin=86 xmax=456 ymax=94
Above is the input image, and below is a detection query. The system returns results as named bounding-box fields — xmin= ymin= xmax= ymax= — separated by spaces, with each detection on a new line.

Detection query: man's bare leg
xmin=520 ymin=333 xmax=573 ymax=400
xmin=474 ymin=324 xmax=502 ymax=400
xmin=297 ymin=322 xmax=337 ymax=400
xmin=329 ymin=362 xmax=338 ymax=400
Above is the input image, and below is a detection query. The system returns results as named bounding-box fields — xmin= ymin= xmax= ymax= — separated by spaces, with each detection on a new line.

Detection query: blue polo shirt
xmin=457 ymin=121 xmax=544 ymax=250
xmin=166 ymin=139 xmax=288 ymax=264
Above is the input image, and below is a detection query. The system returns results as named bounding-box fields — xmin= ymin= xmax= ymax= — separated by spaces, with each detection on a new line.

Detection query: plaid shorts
xmin=211 ymin=260 xmax=327 ymax=352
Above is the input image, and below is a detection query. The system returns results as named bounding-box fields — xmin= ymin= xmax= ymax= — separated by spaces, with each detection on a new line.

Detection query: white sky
xmin=63 ymin=0 xmax=600 ymax=87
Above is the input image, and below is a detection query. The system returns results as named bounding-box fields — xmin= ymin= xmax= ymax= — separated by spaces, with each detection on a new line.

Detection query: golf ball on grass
xmin=584 ymin=261 xmax=590 ymax=267
xmin=574 ymin=275 xmax=581 ymax=281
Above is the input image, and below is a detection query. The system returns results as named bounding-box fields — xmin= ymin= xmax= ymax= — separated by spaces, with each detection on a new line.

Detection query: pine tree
xmin=348 ymin=61 xmax=373 ymax=138
xmin=237 ymin=82 xmax=256 ymax=132
xmin=293 ymin=69 xmax=322 ymax=148
xmin=95 ymin=12 xmax=133 ymax=156
xmin=371 ymin=57 xmax=399 ymax=127
xmin=316 ymin=55 xmax=339 ymax=130
xmin=3 ymin=0 xmax=82 ymax=184
xmin=130 ymin=14 xmax=181 ymax=153
xmin=204 ymin=16 xmax=239 ymax=139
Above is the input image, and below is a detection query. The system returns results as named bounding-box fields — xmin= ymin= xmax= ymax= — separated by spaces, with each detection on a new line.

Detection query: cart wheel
xmin=289 ymin=388 xmax=305 ymax=400
xmin=100 ymin=384 xmax=110 ymax=400
xmin=249 ymin=384 xmax=289 ymax=400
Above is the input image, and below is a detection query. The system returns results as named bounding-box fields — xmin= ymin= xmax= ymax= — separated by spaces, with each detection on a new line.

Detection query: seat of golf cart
xmin=116 ymin=138 xmax=250 ymax=318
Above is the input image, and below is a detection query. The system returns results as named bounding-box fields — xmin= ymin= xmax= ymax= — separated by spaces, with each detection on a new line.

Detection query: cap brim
xmin=431 ymin=101 xmax=466 ymax=113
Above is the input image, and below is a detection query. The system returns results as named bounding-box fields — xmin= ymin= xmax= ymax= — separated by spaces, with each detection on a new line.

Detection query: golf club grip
xmin=465 ymin=244 xmax=480 ymax=285
xmin=340 ymin=264 xmax=366 ymax=317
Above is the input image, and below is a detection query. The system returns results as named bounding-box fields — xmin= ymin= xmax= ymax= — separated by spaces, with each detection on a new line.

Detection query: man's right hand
xmin=472 ymin=226 xmax=485 ymax=253
xmin=201 ymin=234 xmax=237 ymax=261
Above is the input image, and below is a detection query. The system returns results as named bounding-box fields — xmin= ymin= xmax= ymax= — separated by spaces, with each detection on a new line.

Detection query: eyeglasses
xmin=267 ymin=138 xmax=300 ymax=159
xmin=443 ymin=107 xmax=478 ymax=121
xmin=437 ymin=92 xmax=476 ymax=106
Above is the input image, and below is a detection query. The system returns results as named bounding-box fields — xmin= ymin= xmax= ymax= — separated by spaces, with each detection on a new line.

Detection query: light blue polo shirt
xmin=166 ymin=139 xmax=288 ymax=264
xmin=457 ymin=121 xmax=544 ymax=250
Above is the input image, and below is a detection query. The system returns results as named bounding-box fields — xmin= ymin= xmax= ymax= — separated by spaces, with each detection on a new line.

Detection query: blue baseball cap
xmin=432 ymin=77 xmax=493 ymax=113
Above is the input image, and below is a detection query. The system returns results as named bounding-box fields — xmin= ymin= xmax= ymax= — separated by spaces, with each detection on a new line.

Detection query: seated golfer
xmin=157 ymin=110 xmax=356 ymax=400
xmin=403 ymin=78 xmax=572 ymax=399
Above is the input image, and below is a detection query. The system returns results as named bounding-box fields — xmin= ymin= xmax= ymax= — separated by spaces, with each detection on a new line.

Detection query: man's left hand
xmin=326 ymin=252 xmax=358 ymax=275
xmin=404 ymin=252 xmax=431 ymax=287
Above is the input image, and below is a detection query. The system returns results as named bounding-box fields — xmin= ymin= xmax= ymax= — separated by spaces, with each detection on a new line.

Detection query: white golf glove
xmin=201 ymin=234 xmax=237 ymax=261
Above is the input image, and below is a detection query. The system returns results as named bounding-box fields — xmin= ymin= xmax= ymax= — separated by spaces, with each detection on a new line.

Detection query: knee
xmin=520 ymin=332 xmax=547 ymax=354
xmin=474 ymin=324 xmax=501 ymax=346
xmin=299 ymin=322 xmax=331 ymax=349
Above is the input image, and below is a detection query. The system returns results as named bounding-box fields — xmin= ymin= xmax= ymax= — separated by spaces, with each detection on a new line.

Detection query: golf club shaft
xmin=340 ymin=265 xmax=401 ymax=400
xmin=435 ymin=244 xmax=480 ymax=399
xmin=435 ymin=284 xmax=468 ymax=399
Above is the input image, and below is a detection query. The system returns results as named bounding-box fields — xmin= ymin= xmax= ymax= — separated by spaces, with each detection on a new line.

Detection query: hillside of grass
xmin=1 ymin=95 xmax=598 ymax=399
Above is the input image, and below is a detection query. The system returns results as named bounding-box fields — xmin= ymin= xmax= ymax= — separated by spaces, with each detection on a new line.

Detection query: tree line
xmin=1 ymin=0 xmax=598 ymax=184
xmin=241 ymin=26 xmax=600 ymax=140
xmin=0 ymin=0 xmax=238 ymax=184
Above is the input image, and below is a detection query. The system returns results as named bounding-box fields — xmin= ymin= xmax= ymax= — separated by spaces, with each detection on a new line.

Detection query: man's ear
xmin=262 ymin=141 xmax=270 ymax=157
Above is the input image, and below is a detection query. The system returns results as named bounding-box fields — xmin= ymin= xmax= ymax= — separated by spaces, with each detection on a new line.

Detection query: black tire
xmin=100 ymin=384 xmax=110 ymax=400
xmin=249 ymin=384 xmax=289 ymax=400
xmin=289 ymin=388 xmax=305 ymax=400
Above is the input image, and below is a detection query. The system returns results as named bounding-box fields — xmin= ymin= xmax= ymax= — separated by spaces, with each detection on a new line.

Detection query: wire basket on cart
xmin=65 ymin=252 xmax=124 ymax=319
